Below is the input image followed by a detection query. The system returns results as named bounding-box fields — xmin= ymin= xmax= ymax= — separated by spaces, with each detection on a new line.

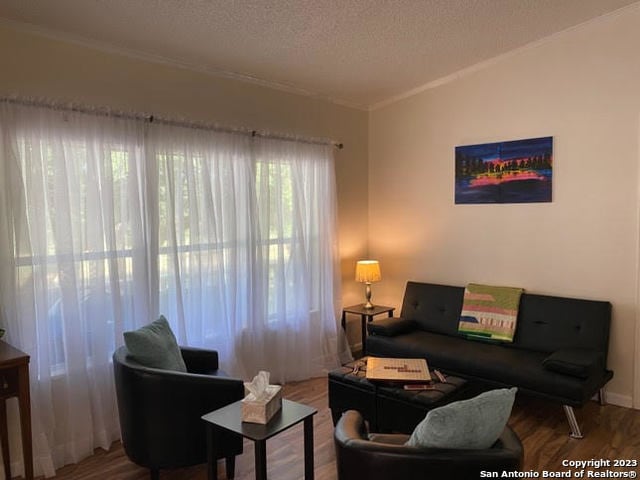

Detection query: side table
xmin=341 ymin=304 xmax=394 ymax=355
xmin=0 ymin=341 xmax=32 ymax=480
xmin=202 ymin=399 xmax=317 ymax=480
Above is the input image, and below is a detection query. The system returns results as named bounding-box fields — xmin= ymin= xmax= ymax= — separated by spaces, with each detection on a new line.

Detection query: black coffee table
xmin=328 ymin=357 xmax=469 ymax=433
xmin=202 ymin=399 xmax=317 ymax=480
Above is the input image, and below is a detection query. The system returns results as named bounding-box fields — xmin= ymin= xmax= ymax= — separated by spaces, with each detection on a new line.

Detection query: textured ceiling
xmin=1 ymin=0 xmax=638 ymax=109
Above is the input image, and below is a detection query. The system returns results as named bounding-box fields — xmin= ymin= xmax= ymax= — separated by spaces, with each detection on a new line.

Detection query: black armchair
xmin=334 ymin=410 xmax=523 ymax=480
xmin=113 ymin=345 xmax=244 ymax=480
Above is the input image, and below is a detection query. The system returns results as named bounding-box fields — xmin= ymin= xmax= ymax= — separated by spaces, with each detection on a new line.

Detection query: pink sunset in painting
xmin=455 ymin=136 xmax=553 ymax=204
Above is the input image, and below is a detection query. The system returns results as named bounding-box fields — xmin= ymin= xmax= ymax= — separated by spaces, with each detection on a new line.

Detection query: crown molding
xmin=3 ymin=0 xmax=639 ymax=113
xmin=369 ymin=1 xmax=640 ymax=111
xmin=0 ymin=17 xmax=368 ymax=111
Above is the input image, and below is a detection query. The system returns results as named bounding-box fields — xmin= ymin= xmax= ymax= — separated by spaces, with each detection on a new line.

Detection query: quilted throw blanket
xmin=458 ymin=283 xmax=524 ymax=342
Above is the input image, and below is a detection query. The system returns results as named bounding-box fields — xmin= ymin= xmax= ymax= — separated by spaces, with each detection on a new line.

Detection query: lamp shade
xmin=355 ymin=260 xmax=381 ymax=283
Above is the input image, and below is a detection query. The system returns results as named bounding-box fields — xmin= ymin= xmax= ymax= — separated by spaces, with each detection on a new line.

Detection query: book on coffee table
xmin=365 ymin=357 xmax=431 ymax=383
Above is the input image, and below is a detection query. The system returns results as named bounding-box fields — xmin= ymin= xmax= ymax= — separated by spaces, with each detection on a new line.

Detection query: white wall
xmin=369 ymin=6 xmax=640 ymax=406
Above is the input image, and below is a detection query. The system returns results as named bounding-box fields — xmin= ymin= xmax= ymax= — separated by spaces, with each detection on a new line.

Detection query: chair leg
xmin=562 ymin=405 xmax=583 ymax=439
xmin=225 ymin=456 xmax=236 ymax=479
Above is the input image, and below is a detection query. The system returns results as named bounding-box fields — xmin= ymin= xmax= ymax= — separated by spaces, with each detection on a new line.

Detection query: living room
xmin=0 ymin=1 xmax=639 ymax=479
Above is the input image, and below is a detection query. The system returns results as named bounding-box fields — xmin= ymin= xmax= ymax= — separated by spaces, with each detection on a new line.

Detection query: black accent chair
xmin=113 ymin=345 xmax=244 ymax=480
xmin=334 ymin=410 xmax=523 ymax=480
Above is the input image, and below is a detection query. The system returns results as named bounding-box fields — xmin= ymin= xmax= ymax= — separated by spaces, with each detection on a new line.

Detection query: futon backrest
xmin=400 ymin=281 xmax=611 ymax=356
xmin=514 ymin=293 xmax=611 ymax=355
xmin=400 ymin=282 xmax=464 ymax=336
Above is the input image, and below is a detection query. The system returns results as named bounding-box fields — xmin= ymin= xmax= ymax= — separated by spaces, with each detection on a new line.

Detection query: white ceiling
xmin=1 ymin=0 xmax=638 ymax=109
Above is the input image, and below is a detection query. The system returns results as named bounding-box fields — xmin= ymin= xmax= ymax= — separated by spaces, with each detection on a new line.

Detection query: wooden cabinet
xmin=0 ymin=341 xmax=32 ymax=480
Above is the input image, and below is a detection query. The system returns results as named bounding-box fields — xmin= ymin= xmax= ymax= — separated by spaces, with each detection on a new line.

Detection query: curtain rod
xmin=0 ymin=96 xmax=344 ymax=150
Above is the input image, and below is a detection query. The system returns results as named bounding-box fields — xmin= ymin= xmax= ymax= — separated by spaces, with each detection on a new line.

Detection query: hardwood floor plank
xmin=41 ymin=377 xmax=639 ymax=479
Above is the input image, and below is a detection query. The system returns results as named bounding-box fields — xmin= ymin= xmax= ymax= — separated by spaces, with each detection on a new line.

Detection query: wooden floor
xmin=42 ymin=377 xmax=640 ymax=480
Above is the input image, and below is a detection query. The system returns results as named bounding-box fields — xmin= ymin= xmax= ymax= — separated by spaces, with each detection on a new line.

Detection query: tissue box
xmin=241 ymin=385 xmax=282 ymax=424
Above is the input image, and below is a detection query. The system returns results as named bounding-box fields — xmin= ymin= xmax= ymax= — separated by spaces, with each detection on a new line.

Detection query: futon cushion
xmin=123 ymin=316 xmax=187 ymax=372
xmin=366 ymin=330 xmax=610 ymax=404
xmin=406 ymin=387 xmax=516 ymax=449
xmin=542 ymin=349 xmax=603 ymax=379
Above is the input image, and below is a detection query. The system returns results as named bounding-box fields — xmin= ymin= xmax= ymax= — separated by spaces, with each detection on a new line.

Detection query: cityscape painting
xmin=455 ymin=136 xmax=553 ymax=204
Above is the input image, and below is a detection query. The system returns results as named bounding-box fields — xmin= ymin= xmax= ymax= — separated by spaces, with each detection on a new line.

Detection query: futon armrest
xmin=180 ymin=346 xmax=219 ymax=374
xmin=542 ymin=348 xmax=604 ymax=379
xmin=367 ymin=317 xmax=416 ymax=337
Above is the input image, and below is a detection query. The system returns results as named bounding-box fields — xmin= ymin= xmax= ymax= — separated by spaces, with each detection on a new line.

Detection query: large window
xmin=14 ymin=138 xmax=140 ymax=372
xmin=0 ymin=101 xmax=344 ymax=476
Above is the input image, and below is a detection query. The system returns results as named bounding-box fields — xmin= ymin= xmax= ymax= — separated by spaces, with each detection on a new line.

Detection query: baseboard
xmin=604 ymin=391 xmax=633 ymax=408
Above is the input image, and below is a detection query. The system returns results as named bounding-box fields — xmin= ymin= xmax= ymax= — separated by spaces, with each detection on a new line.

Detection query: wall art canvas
xmin=455 ymin=136 xmax=553 ymax=204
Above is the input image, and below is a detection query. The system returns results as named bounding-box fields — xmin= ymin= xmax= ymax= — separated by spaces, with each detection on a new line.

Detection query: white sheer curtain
xmin=0 ymin=101 xmax=347 ymax=477
xmin=150 ymin=124 xmax=347 ymax=382
xmin=0 ymin=103 xmax=151 ymax=477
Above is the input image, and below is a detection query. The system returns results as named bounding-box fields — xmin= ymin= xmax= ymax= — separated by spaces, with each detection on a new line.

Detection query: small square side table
xmin=341 ymin=304 xmax=395 ymax=355
xmin=202 ymin=398 xmax=317 ymax=480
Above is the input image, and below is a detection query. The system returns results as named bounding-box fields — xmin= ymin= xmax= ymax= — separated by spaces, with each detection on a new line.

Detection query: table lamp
xmin=355 ymin=260 xmax=381 ymax=309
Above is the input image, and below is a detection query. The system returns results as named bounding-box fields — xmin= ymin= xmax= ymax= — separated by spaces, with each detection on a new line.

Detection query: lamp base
xmin=363 ymin=283 xmax=374 ymax=309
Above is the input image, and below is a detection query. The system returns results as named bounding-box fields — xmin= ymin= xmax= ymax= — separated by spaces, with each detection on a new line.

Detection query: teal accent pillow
xmin=406 ymin=387 xmax=517 ymax=449
xmin=123 ymin=316 xmax=187 ymax=372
